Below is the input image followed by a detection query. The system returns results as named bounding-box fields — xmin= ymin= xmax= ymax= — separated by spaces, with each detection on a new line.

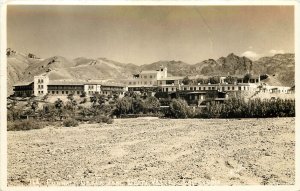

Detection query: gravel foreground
xmin=8 ymin=118 xmax=295 ymax=186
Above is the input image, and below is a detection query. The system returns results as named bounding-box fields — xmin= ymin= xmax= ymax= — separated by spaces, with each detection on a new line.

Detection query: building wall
xmin=126 ymin=78 xmax=157 ymax=87
xmin=84 ymin=84 xmax=101 ymax=95
xmin=124 ymin=67 xmax=168 ymax=88
xmin=156 ymin=67 xmax=168 ymax=79
xmin=14 ymin=90 xmax=34 ymax=97
xmin=161 ymin=84 xmax=258 ymax=93
xmin=48 ymin=89 xmax=84 ymax=96
xmin=34 ymin=75 xmax=49 ymax=96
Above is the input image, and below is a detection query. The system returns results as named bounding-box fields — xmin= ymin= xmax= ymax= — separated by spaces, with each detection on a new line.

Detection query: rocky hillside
xmin=7 ymin=49 xmax=295 ymax=95
xmin=252 ymin=54 xmax=295 ymax=87
xmin=6 ymin=49 xmax=140 ymax=95
xmin=140 ymin=60 xmax=193 ymax=77
xmin=192 ymin=53 xmax=253 ymax=76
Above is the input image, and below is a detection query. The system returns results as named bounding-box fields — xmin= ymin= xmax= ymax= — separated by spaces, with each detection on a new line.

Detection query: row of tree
xmin=7 ymin=91 xmax=295 ymax=122
xmin=202 ymin=98 xmax=295 ymax=118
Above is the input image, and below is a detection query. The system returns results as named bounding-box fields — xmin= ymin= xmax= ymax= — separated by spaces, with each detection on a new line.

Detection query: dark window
xmin=66 ymin=91 xmax=68 ymax=94
xmin=52 ymin=91 xmax=55 ymax=94
xmin=62 ymin=91 xmax=64 ymax=94
xmin=166 ymin=80 xmax=175 ymax=85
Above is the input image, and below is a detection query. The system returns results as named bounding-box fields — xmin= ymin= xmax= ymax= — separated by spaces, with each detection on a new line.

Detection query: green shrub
xmin=196 ymin=98 xmax=295 ymax=118
xmin=106 ymin=118 xmax=114 ymax=124
xmin=80 ymin=98 xmax=87 ymax=104
xmin=143 ymin=96 xmax=160 ymax=114
xmin=114 ymin=97 xmax=133 ymax=116
xmin=63 ymin=118 xmax=79 ymax=127
xmin=91 ymin=115 xmax=114 ymax=124
xmin=7 ymin=120 xmax=44 ymax=131
xmin=168 ymin=99 xmax=192 ymax=119
xmin=7 ymin=108 xmax=22 ymax=121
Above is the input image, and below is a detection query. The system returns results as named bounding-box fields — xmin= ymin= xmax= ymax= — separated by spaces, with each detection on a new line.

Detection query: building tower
xmin=33 ymin=74 xmax=49 ymax=96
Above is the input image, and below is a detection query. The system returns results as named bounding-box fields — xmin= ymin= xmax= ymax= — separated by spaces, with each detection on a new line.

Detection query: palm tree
xmin=31 ymin=101 xmax=38 ymax=114
xmin=54 ymin=98 xmax=64 ymax=120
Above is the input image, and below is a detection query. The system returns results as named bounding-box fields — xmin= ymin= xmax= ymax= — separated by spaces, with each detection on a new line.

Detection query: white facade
xmin=84 ymin=84 xmax=101 ymax=95
xmin=124 ymin=66 xmax=168 ymax=88
xmin=33 ymin=75 xmax=49 ymax=96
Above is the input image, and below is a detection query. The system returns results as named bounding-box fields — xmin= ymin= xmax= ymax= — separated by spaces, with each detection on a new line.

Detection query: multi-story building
xmin=13 ymin=74 xmax=127 ymax=97
xmin=13 ymin=68 xmax=294 ymax=106
xmin=122 ymin=66 xmax=168 ymax=91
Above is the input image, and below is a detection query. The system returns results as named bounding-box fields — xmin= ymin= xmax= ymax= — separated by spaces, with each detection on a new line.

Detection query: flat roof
xmin=48 ymin=81 xmax=85 ymax=86
xmin=140 ymin=70 xmax=158 ymax=74
xmin=157 ymin=76 xmax=184 ymax=80
xmin=48 ymin=80 xmax=125 ymax=87
xmin=13 ymin=81 xmax=33 ymax=86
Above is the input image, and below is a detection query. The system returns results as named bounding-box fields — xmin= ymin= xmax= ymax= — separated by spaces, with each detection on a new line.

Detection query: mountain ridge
xmin=7 ymin=49 xmax=295 ymax=95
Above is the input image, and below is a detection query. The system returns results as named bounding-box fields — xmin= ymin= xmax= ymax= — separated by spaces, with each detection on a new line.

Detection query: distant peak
xmin=227 ymin=53 xmax=238 ymax=57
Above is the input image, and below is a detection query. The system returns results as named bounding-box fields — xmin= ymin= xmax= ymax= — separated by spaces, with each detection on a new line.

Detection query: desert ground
xmin=8 ymin=118 xmax=295 ymax=186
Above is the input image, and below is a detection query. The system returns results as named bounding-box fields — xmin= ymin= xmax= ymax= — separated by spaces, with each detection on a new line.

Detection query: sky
xmin=7 ymin=5 xmax=294 ymax=65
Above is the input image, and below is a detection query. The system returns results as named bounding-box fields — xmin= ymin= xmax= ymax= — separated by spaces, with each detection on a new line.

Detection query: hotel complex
xmin=13 ymin=66 xmax=294 ymax=105
xmin=13 ymin=73 xmax=127 ymax=98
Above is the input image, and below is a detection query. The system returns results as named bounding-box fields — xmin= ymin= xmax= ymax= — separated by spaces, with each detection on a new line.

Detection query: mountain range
xmin=7 ymin=49 xmax=295 ymax=95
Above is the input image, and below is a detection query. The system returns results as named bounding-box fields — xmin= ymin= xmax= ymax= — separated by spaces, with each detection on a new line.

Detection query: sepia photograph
xmin=1 ymin=1 xmax=298 ymax=189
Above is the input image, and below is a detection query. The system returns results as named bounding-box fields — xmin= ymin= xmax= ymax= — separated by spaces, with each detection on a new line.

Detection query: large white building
xmin=123 ymin=66 xmax=168 ymax=90
xmin=13 ymin=74 xmax=127 ymax=97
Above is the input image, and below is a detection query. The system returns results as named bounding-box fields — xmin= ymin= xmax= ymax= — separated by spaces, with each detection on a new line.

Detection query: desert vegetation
xmin=7 ymin=90 xmax=295 ymax=131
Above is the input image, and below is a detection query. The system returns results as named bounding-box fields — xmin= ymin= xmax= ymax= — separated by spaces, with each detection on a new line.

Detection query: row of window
xmin=48 ymin=86 xmax=83 ymax=90
xmin=182 ymin=86 xmax=251 ymax=91
xmin=47 ymin=90 xmax=125 ymax=95
xmin=140 ymin=75 xmax=153 ymax=79
xmin=50 ymin=90 xmax=79 ymax=95
xmin=128 ymin=81 xmax=153 ymax=85
xmin=162 ymin=86 xmax=252 ymax=92
xmin=88 ymin=85 xmax=98 ymax=90
xmin=37 ymin=85 xmax=44 ymax=89
xmin=102 ymin=87 xmax=123 ymax=90
xmin=37 ymin=79 xmax=44 ymax=83
xmin=14 ymin=86 xmax=33 ymax=90
xmin=266 ymin=89 xmax=288 ymax=93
